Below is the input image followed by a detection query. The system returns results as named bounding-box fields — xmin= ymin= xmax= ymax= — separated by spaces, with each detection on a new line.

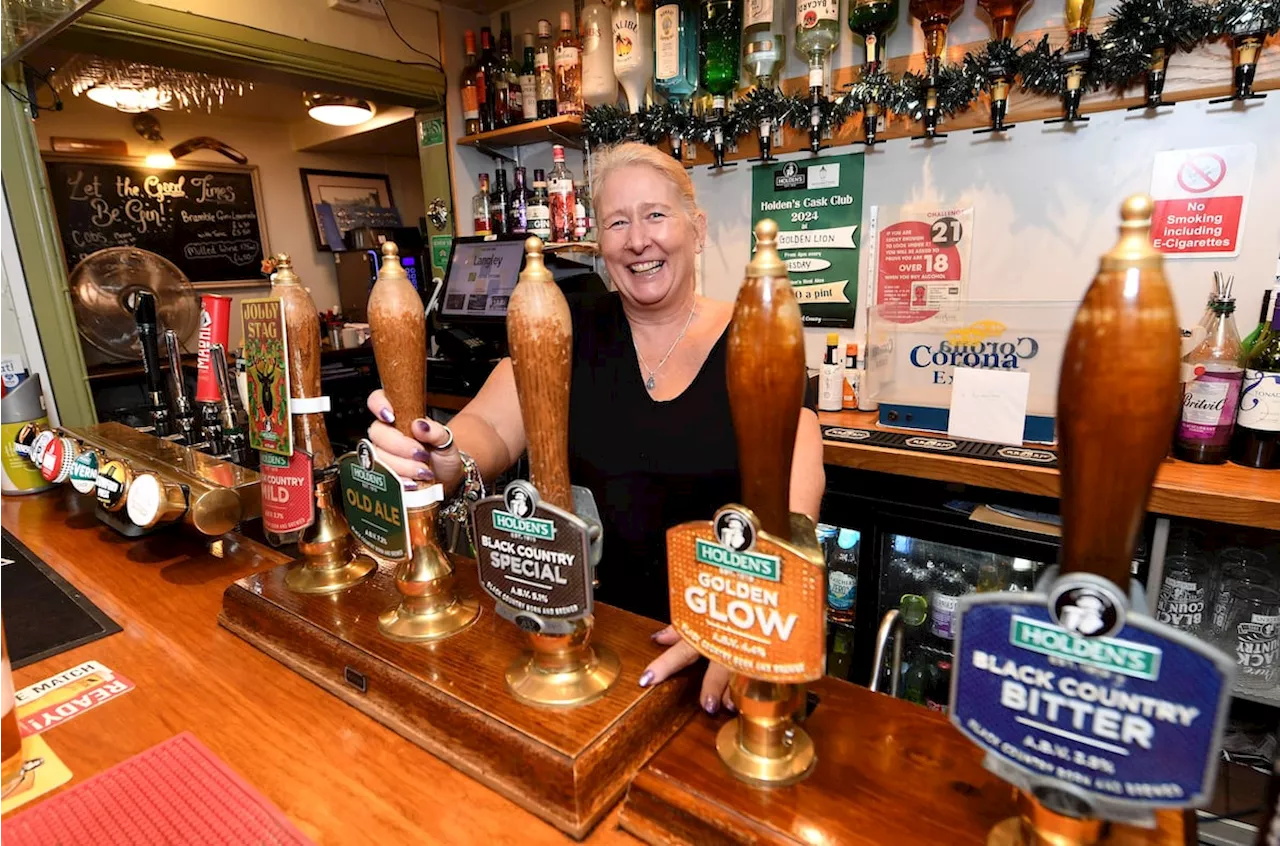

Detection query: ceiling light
xmin=306 ymin=93 xmax=375 ymax=126
xmin=145 ymin=150 xmax=176 ymax=168
xmin=86 ymin=84 xmax=170 ymax=113
xmin=56 ymin=56 xmax=250 ymax=114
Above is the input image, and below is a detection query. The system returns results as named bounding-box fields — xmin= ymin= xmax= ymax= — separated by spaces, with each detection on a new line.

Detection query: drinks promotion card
xmin=1149 ymin=144 xmax=1255 ymax=258
xmin=14 ymin=660 xmax=135 ymax=737
xmin=240 ymin=298 xmax=292 ymax=457
xmin=869 ymin=205 xmax=973 ymax=324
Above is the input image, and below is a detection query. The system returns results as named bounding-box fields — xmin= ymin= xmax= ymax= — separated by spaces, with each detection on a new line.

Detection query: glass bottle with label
xmin=548 ymin=145 xmax=576 ymax=242
xmin=509 ymin=167 xmax=529 ymax=235
xmin=582 ymin=0 xmax=618 ymax=107
xmin=554 ymin=11 xmax=583 ymax=116
xmin=460 ymin=30 xmax=482 ymax=136
xmin=519 ymin=32 xmax=540 ymax=122
xmin=479 ymin=28 xmax=505 ymax=131
xmin=928 ymin=561 xmax=970 ymax=646
xmin=613 ymin=0 xmax=654 ymax=114
xmin=847 ymin=0 xmax=897 ymax=143
xmin=499 ymin=13 xmax=523 ymax=126
xmin=700 ymin=0 xmax=743 ymax=168
xmin=1175 ymin=288 xmax=1244 ymax=464
xmin=1242 ymin=279 xmax=1277 ymax=357
xmin=473 ymin=173 xmax=492 ymax=236
xmin=908 ymin=0 xmax=963 ymax=138
xmin=527 ymin=169 xmax=552 ymax=240
xmin=491 ymin=169 xmax=511 ymax=235
xmin=827 ymin=527 xmax=859 ymax=623
xmin=655 ymin=0 xmax=699 ymax=160
xmin=1154 ymin=553 xmax=1212 ymax=636
xmin=743 ymin=0 xmax=786 ymax=160
xmin=795 ymin=0 xmax=841 ymax=152
xmin=573 ymin=182 xmax=589 ymax=241
xmin=535 ymin=19 xmax=558 ymax=119
xmin=1232 ymin=295 xmax=1280 ymax=468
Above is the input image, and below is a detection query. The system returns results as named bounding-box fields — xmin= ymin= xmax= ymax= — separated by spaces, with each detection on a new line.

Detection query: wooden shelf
xmin=456 ymin=115 xmax=584 ymax=151
xmin=820 ymin=410 xmax=1280 ymax=531
xmin=544 ymin=240 xmax=598 ymax=255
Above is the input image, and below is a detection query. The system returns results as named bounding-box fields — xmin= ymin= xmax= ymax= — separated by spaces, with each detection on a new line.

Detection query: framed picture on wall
xmin=299 ymin=168 xmax=397 ymax=251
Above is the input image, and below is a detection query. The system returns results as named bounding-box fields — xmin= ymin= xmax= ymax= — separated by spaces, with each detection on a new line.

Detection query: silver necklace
xmin=633 ymin=305 xmax=697 ymax=391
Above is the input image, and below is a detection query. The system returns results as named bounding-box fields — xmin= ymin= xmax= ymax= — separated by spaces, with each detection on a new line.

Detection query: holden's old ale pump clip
xmin=952 ymin=197 xmax=1236 ymax=842
xmin=338 ymin=441 xmax=409 ymax=561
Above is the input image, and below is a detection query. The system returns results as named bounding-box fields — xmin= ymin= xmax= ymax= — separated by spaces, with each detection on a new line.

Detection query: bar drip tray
xmin=2 ymin=529 xmax=122 ymax=669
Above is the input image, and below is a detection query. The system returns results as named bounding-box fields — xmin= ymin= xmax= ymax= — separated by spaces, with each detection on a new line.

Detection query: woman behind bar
xmin=366 ymin=142 xmax=825 ymax=713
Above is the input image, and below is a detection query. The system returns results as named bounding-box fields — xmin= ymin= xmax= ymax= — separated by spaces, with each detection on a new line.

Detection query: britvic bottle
xmin=1176 ymin=292 xmax=1244 ymax=464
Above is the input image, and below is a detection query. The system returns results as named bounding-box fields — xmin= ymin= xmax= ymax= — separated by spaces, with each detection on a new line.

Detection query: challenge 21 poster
xmin=240 ymin=298 xmax=292 ymax=457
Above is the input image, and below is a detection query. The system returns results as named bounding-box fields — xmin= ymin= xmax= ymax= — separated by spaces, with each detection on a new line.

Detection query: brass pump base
xmin=987 ymin=789 xmax=1105 ymax=846
xmin=377 ymin=498 xmax=480 ymax=642
xmin=379 ymin=594 xmax=480 ymax=641
xmin=284 ymin=476 xmax=376 ymax=595
xmin=505 ymin=623 xmax=621 ymax=708
xmin=717 ymin=676 xmax=816 ymax=787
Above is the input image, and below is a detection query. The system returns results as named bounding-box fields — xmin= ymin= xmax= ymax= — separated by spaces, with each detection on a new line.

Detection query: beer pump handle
xmin=134 ymin=291 xmax=164 ymax=397
xmin=367 ymin=243 xmax=427 ymax=446
xmin=727 ymin=219 xmax=806 ymax=538
xmin=1057 ymin=195 xmax=1180 ymax=588
xmin=271 ymin=254 xmax=335 ymax=468
xmin=506 ymin=236 xmax=574 ymax=513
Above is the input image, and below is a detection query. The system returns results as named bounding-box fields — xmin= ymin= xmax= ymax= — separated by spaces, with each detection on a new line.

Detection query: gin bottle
xmin=743 ymin=0 xmax=786 ymax=160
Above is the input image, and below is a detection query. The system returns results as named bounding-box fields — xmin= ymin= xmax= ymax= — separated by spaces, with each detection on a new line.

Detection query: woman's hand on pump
xmin=640 ymin=626 xmax=734 ymax=714
xmin=365 ymin=389 xmax=463 ymax=489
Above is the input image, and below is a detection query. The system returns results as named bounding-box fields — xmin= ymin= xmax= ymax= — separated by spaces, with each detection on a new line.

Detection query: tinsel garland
xmin=1211 ymin=0 xmax=1280 ymax=35
xmin=1097 ymin=0 xmax=1214 ymax=88
xmin=736 ymin=87 xmax=806 ymax=133
xmin=1018 ymin=34 xmax=1106 ymax=96
xmin=692 ymin=102 xmax=756 ymax=148
xmin=889 ymin=64 xmax=977 ymax=120
xmin=582 ymin=104 xmax=635 ymax=147
xmin=842 ymin=67 xmax=898 ymax=112
xmin=963 ymin=38 xmax=1028 ymax=92
xmin=785 ymin=92 xmax=844 ymax=137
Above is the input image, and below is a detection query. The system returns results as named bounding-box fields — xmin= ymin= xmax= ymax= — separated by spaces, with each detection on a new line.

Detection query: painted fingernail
xmin=703 ymin=696 xmax=720 ymax=715
xmin=650 ymin=631 xmax=661 ymax=641
xmin=416 ymin=467 xmax=434 ymax=480
xmin=724 ymin=700 xmax=737 ymax=713
xmin=379 ymin=408 xmax=395 ymax=424
xmin=638 ymin=671 xmax=654 ymax=688
xmin=413 ymin=418 xmax=432 ymax=436
xmin=413 ymin=449 xmax=432 ymax=462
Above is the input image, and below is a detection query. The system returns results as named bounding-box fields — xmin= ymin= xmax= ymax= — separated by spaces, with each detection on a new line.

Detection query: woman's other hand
xmin=639 ymin=626 xmax=735 ymax=714
xmin=365 ymin=389 xmax=463 ymax=490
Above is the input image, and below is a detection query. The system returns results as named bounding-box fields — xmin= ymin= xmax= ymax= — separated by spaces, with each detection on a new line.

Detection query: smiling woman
xmin=365 ymin=141 xmax=824 ymax=716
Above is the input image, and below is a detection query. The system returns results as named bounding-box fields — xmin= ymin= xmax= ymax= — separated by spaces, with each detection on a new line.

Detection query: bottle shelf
xmin=543 ymin=240 xmax=598 ymax=255
xmin=456 ymin=115 xmax=584 ymax=152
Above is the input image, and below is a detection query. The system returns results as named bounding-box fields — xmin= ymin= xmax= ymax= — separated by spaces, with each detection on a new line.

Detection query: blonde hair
xmin=590 ymin=142 xmax=701 ymax=219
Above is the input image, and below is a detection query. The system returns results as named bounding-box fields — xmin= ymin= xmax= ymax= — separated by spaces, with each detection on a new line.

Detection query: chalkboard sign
xmin=43 ymin=155 xmax=270 ymax=286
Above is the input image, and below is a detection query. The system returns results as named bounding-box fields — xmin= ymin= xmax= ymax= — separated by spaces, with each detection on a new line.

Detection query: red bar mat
xmin=1 ymin=732 xmax=313 ymax=845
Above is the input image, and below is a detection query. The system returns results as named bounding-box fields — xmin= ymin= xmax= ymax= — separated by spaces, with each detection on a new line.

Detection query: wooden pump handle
xmin=367 ymin=242 xmax=427 ymax=439
xmin=270 ymin=254 xmax=335 ymax=467
xmin=1057 ymin=195 xmax=1180 ymax=587
xmin=727 ymin=219 xmax=806 ymax=538
xmin=507 ymin=236 xmax=574 ymax=513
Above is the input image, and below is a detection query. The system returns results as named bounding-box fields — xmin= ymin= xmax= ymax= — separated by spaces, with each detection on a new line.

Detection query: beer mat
xmin=16 ymin=661 xmax=137 ymax=737
xmin=820 ymin=425 xmax=1060 ymax=469
xmin=0 ymin=733 xmax=314 ymax=845
xmin=1 ymin=530 xmax=121 ymax=669
xmin=0 ymin=735 xmax=73 ymax=815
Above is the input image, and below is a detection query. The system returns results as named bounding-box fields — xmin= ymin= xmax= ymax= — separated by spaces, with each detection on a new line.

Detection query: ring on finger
xmin=435 ymin=424 xmax=454 ymax=451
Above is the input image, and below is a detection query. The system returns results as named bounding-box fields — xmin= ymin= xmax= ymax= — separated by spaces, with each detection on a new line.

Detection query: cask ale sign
xmin=241 ymin=298 xmax=291 ymax=457
xmin=338 ymin=440 xmax=408 ymax=561
xmin=667 ymin=505 xmax=825 ymax=683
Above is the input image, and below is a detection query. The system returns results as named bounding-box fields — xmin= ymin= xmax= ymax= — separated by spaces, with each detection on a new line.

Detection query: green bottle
xmin=1242 ymin=282 xmax=1278 ymax=357
xmin=699 ymin=0 xmax=744 ymax=168
xmin=847 ymin=0 xmax=897 ymax=144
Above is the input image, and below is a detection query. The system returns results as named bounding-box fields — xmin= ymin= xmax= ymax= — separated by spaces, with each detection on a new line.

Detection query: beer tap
xmin=164 ymin=330 xmax=198 ymax=447
xmin=369 ymin=242 xmax=479 ymax=641
xmin=133 ymin=291 xmax=172 ymax=438
xmin=210 ymin=344 xmax=249 ymax=466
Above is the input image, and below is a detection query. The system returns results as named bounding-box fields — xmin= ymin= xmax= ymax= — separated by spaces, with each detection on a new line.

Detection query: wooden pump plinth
xmin=504 ymin=235 xmax=619 ymax=708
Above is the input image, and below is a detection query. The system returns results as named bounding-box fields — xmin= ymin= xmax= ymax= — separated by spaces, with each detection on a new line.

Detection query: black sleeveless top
xmin=568 ymin=293 xmax=741 ymax=623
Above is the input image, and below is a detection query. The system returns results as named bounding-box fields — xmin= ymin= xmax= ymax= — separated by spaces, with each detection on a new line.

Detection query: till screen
xmin=441 ymin=240 xmax=525 ymax=319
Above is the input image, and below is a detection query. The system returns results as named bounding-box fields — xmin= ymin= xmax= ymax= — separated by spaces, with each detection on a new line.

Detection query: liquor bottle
xmin=473 ymin=173 xmax=493 ymax=236
xmin=1175 ymin=279 xmax=1244 ymax=464
xmin=928 ymin=561 xmax=971 ymax=646
xmin=909 ymin=0 xmax=963 ymax=138
xmin=848 ymin=0 xmax=897 ymax=143
xmin=974 ymin=0 xmax=1029 ymax=132
xmin=743 ymin=0 xmax=786 ymax=160
xmin=700 ymin=0 xmax=743 ymax=168
xmin=548 ymin=145 xmax=576 ymax=242
xmin=519 ymin=33 xmax=540 ymax=122
xmin=795 ymin=0 xmax=841 ymax=153
xmin=527 ymin=169 xmax=552 ymax=240
xmin=491 ymin=169 xmax=511 ymax=235
xmin=582 ymin=0 xmax=618 ymax=107
xmin=818 ymin=332 xmax=842 ymax=410
xmin=655 ymin=0 xmax=699 ymax=160
xmin=1243 ymin=263 xmax=1279 ymax=355
xmin=573 ymin=182 xmax=589 ymax=241
xmin=1232 ymin=300 xmax=1280 ymax=469
xmin=499 ymin=13 xmax=523 ymax=126
xmin=509 ymin=167 xmax=529 ymax=234
xmin=827 ymin=527 xmax=858 ymax=623
xmin=554 ymin=11 xmax=583 ymax=116
xmin=535 ymin=19 xmax=558 ymax=119
xmin=460 ymin=30 xmax=482 ymax=136
xmin=614 ymin=0 xmax=654 ymax=114
xmin=479 ymin=28 xmax=503 ymax=131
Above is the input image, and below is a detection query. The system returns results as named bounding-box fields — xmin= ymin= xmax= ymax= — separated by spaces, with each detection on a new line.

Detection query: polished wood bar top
xmin=0 ymin=490 xmax=637 ymax=844
xmin=820 ymin=410 xmax=1280 ymax=531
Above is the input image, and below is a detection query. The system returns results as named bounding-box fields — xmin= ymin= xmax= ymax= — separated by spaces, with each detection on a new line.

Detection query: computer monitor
xmin=439 ymin=235 xmax=527 ymax=322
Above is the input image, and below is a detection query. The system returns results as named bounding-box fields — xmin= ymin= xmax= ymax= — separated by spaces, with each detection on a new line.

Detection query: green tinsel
xmin=1211 ymin=0 xmax=1280 ymax=36
xmin=1017 ymin=34 xmax=1106 ymax=96
xmin=842 ymin=67 xmax=898 ymax=111
xmin=1097 ymin=0 xmax=1214 ymax=88
xmin=582 ymin=104 xmax=634 ymax=147
xmin=889 ymin=64 xmax=977 ymax=120
xmin=736 ymin=87 xmax=806 ymax=132
xmin=963 ymin=38 xmax=1030 ymax=92
xmin=784 ymin=93 xmax=845 ymax=138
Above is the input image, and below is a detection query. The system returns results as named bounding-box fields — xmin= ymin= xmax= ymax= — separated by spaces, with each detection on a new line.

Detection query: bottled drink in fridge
xmin=1176 ymin=277 xmax=1244 ymax=464
xmin=1232 ymin=297 xmax=1280 ymax=469
xmin=460 ymin=30 xmax=482 ymax=135
xmin=535 ymin=19 xmax=558 ymax=119
xmin=548 ymin=145 xmax=576 ymax=242
xmin=903 ymin=648 xmax=933 ymax=706
xmin=929 ymin=561 xmax=971 ymax=645
xmin=655 ymin=0 xmax=699 ymax=101
xmin=613 ymin=0 xmax=654 ymax=114
xmin=527 ymin=169 xmax=552 ymax=241
xmin=581 ymin=0 xmax=618 ymax=107
xmin=1007 ymin=557 xmax=1037 ymax=592
xmin=827 ymin=527 xmax=858 ymax=623
xmin=473 ymin=173 xmax=493 ymax=236
xmin=554 ymin=12 xmax=583 ymax=116
xmin=927 ymin=658 xmax=952 ymax=715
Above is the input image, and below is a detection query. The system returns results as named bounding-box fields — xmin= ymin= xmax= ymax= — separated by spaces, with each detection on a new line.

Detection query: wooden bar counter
xmin=0 ymin=489 xmax=640 ymax=844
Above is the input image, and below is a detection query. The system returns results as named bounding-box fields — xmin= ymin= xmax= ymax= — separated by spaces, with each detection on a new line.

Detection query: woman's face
xmin=596 ymin=164 xmax=705 ymax=310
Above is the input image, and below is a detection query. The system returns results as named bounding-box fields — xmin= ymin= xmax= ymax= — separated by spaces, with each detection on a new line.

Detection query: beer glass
xmin=2 ymin=622 xmax=24 ymax=797
xmin=1224 ymin=586 xmax=1280 ymax=691
xmin=1154 ymin=553 xmax=1214 ymax=636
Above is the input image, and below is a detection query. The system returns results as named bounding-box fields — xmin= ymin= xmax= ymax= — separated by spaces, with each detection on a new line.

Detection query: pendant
xmin=645 ymin=374 xmax=656 ymax=390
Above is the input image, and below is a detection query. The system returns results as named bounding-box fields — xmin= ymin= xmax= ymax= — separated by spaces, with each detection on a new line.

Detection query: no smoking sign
xmin=1150 ymin=144 xmax=1254 ymax=258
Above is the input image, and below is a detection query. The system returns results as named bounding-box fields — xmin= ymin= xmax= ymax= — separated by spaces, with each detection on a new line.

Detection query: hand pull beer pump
xmin=368 ymin=242 xmax=480 ymax=640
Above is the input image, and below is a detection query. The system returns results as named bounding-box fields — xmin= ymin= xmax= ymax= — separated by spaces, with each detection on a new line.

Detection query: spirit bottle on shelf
xmin=655 ymin=0 xmax=699 ymax=159
xmin=795 ymin=0 xmax=841 ymax=153
xmin=554 ymin=11 xmax=583 ymax=116
xmin=1052 ymin=0 xmax=1096 ymax=123
xmin=509 ymin=166 xmax=529 ymax=235
xmin=527 ymin=169 xmax=552 ymax=240
xmin=582 ymin=0 xmax=618 ymax=107
xmin=535 ymin=19 xmax=558 ymax=119
xmin=460 ymin=30 xmax=482 ymax=135
xmin=700 ymin=0 xmax=744 ymax=168
xmin=473 ymin=173 xmax=493 ymax=236
xmin=974 ymin=0 xmax=1029 ymax=132
xmin=614 ymin=0 xmax=654 ymax=114
xmin=491 ymin=169 xmax=511 ymax=235
xmin=548 ymin=145 xmax=576 ymax=242
xmin=909 ymin=0 xmax=963 ymax=138
xmin=519 ymin=32 xmax=539 ymax=122
xmin=847 ymin=0 xmax=898 ymax=144
xmin=1232 ymin=295 xmax=1280 ymax=469
xmin=499 ymin=12 xmax=523 ymax=126
xmin=479 ymin=27 xmax=505 ymax=131
xmin=743 ymin=0 xmax=787 ymax=160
